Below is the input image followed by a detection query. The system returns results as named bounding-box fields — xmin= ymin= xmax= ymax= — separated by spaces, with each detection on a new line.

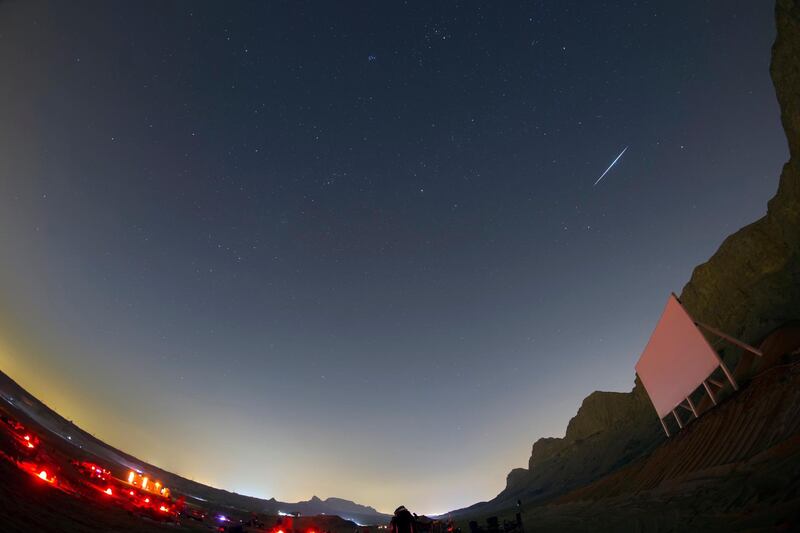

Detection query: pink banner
xmin=635 ymin=294 xmax=721 ymax=419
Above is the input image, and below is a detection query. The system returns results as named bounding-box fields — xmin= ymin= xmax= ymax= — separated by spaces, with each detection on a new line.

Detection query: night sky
xmin=0 ymin=0 xmax=787 ymax=515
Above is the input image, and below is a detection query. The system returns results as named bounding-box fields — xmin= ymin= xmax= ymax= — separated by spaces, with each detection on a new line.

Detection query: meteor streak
xmin=593 ymin=146 xmax=628 ymax=186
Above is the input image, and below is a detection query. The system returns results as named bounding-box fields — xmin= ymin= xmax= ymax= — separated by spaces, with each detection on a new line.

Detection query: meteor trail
xmin=593 ymin=146 xmax=628 ymax=186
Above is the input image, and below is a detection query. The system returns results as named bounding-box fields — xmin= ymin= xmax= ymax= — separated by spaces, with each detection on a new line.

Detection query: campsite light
xmin=24 ymin=435 xmax=30 ymax=441
xmin=129 ymin=490 xmax=134 ymax=496
xmin=105 ymin=488 xmax=113 ymax=495
xmin=27 ymin=442 xmax=34 ymax=448
xmin=38 ymin=470 xmax=48 ymax=481
xmin=145 ymin=497 xmax=150 ymax=503
xmin=128 ymin=471 xmax=135 ymax=483
xmin=142 ymin=477 xmax=149 ymax=490
xmin=159 ymin=505 xmax=169 ymax=512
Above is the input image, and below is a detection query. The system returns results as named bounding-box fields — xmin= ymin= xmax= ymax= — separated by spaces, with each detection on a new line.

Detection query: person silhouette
xmin=390 ymin=506 xmax=415 ymax=533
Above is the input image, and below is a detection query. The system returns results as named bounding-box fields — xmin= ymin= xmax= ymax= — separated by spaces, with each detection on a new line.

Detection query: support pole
xmin=672 ymin=409 xmax=684 ymax=429
xmin=686 ymin=396 xmax=699 ymax=418
xmin=703 ymin=380 xmax=718 ymax=405
xmin=719 ymin=360 xmax=739 ymax=391
xmin=660 ymin=417 xmax=671 ymax=437
xmin=695 ymin=321 xmax=763 ymax=357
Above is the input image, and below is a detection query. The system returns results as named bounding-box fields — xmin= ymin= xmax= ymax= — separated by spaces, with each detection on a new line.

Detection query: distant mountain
xmin=0 ymin=369 xmax=391 ymax=525
xmin=276 ymin=495 xmax=389 ymax=524
xmin=451 ymin=0 xmax=800 ymax=519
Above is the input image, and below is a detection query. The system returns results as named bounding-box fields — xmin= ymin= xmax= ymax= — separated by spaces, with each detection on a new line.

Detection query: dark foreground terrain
xmin=0 ymin=458 xmax=205 ymax=533
xmin=455 ymin=354 xmax=800 ymax=532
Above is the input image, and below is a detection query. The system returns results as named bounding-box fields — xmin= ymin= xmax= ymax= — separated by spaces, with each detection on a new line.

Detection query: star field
xmin=0 ymin=0 xmax=788 ymax=514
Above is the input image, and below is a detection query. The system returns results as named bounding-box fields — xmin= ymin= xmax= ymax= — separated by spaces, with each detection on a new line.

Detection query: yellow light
xmin=105 ymin=488 xmax=113 ymax=495
xmin=142 ymin=477 xmax=148 ymax=490
xmin=128 ymin=471 xmax=135 ymax=483
xmin=38 ymin=470 xmax=48 ymax=480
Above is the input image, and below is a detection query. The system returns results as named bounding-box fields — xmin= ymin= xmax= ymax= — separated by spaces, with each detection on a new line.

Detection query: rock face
xmin=470 ymin=380 xmax=664 ymax=512
xmin=518 ymin=359 xmax=800 ymax=532
xmin=454 ymin=0 xmax=800 ymax=518
xmin=680 ymin=0 xmax=800 ymax=350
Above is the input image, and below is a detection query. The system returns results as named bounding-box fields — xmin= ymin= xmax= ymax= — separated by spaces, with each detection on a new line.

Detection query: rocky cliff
xmin=480 ymin=378 xmax=663 ymax=511
xmin=681 ymin=0 xmax=800 ymax=362
xmin=455 ymin=0 xmax=800 ymax=518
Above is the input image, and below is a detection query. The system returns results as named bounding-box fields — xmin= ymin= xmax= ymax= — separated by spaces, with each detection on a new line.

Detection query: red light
xmin=105 ymin=488 xmax=113 ymax=495
xmin=159 ymin=505 xmax=170 ymax=512
xmin=24 ymin=435 xmax=30 ymax=441
xmin=38 ymin=470 xmax=48 ymax=481
xmin=27 ymin=442 xmax=34 ymax=448
xmin=145 ymin=497 xmax=150 ymax=503
xmin=129 ymin=490 xmax=134 ymax=496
